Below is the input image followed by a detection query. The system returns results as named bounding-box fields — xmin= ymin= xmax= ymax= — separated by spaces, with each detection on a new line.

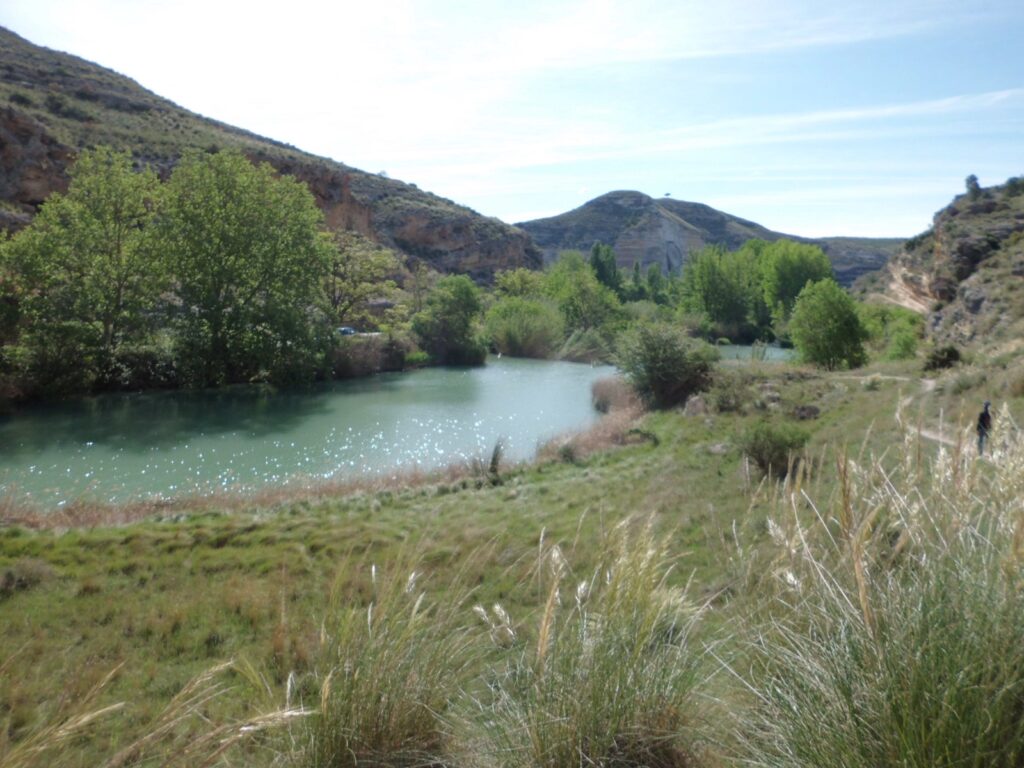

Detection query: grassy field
xmin=2 ymin=355 xmax=1023 ymax=766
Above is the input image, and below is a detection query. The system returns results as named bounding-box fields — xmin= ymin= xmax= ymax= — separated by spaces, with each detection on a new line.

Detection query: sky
xmin=1 ymin=0 xmax=1022 ymax=237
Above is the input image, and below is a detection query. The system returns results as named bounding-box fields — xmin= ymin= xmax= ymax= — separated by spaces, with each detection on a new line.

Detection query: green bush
xmin=616 ymin=322 xmax=718 ymax=409
xmin=485 ymin=297 xmax=564 ymax=358
xmin=789 ymin=280 xmax=867 ymax=370
xmin=924 ymin=344 xmax=961 ymax=371
xmin=740 ymin=420 xmax=809 ymax=477
xmin=885 ymin=328 xmax=918 ymax=360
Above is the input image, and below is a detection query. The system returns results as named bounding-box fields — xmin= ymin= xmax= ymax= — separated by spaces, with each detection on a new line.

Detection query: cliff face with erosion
xmin=518 ymin=191 xmax=902 ymax=287
xmin=871 ymin=180 xmax=1024 ymax=344
xmin=0 ymin=26 xmax=540 ymax=280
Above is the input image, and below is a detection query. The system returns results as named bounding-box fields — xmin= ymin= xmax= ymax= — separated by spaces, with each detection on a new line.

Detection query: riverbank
xmin=1 ymin=357 xmax=1017 ymax=766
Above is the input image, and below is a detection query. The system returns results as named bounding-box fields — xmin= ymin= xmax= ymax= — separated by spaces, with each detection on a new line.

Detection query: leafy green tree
xmin=616 ymin=321 xmax=718 ymax=408
xmin=412 ymin=275 xmax=485 ymax=365
xmin=543 ymin=251 xmax=622 ymax=332
xmin=494 ymin=267 xmax=544 ymax=298
xmin=589 ymin=242 xmax=622 ymax=296
xmin=156 ymin=150 xmax=333 ymax=386
xmin=485 ymin=296 xmax=564 ymax=358
xmin=327 ymin=231 xmax=400 ymax=328
xmin=759 ymin=240 xmax=833 ymax=320
xmin=646 ymin=263 xmax=668 ymax=304
xmin=680 ymin=246 xmax=749 ymax=336
xmin=789 ymin=279 xmax=868 ymax=370
xmin=3 ymin=146 xmax=164 ymax=392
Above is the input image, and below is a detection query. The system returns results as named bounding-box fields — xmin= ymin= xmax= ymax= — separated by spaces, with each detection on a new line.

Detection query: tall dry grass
xmin=732 ymin=402 xmax=1024 ymax=767
xmin=465 ymin=519 xmax=713 ymax=768
xmin=286 ymin=555 xmax=480 ymax=768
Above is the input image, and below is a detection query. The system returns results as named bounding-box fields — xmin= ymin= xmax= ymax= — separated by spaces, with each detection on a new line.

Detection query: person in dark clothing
xmin=977 ymin=400 xmax=992 ymax=456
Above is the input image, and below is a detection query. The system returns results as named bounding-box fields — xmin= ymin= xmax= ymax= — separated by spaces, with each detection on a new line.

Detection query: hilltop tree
xmin=789 ymin=279 xmax=867 ymax=370
xmin=3 ymin=146 xmax=164 ymax=392
xmin=966 ymin=174 xmax=982 ymax=200
xmin=155 ymin=150 xmax=333 ymax=386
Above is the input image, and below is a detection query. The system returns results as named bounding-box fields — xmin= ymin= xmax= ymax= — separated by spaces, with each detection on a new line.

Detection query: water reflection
xmin=0 ymin=358 xmax=609 ymax=508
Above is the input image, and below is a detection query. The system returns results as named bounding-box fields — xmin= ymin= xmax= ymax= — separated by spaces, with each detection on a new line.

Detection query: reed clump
xmin=734 ymin=404 xmax=1024 ymax=767
xmin=467 ymin=520 xmax=713 ymax=768
xmin=287 ymin=556 xmax=478 ymax=768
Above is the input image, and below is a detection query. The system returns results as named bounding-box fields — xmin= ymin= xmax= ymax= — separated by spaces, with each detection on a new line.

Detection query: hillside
xmin=0 ymin=27 xmax=541 ymax=279
xmin=862 ymin=178 xmax=1024 ymax=345
xmin=518 ymin=190 xmax=904 ymax=287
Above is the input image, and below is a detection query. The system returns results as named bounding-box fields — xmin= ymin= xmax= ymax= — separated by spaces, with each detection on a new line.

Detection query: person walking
xmin=977 ymin=400 xmax=992 ymax=456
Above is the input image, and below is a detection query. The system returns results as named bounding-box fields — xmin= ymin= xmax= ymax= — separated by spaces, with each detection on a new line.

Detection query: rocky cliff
xmin=518 ymin=190 xmax=903 ymax=287
xmin=0 ymin=27 xmax=540 ymax=280
xmin=864 ymin=179 xmax=1024 ymax=344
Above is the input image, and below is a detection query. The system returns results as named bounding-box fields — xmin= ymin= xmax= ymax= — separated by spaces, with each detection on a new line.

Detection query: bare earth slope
xmin=518 ymin=190 xmax=903 ymax=287
xmin=0 ymin=27 xmax=541 ymax=279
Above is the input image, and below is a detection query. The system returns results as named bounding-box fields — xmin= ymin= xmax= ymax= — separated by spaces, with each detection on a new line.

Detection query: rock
xmin=683 ymin=395 xmax=708 ymax=416
xmin=792 ymin=405 xmax=820 ymax=420
xmin=707 ymin=442 xmax=730 ymax=455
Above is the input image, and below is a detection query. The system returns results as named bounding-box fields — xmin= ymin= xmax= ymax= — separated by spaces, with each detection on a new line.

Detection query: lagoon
xmin=0 ymin=358 xmax=613 ymax=509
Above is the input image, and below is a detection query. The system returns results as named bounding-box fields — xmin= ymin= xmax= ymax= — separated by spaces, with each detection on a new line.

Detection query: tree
xmin=615 ymin=321 xmax=718 ymax=408
xmin=789 ymin=279 xmax=868 ymax=370
xmin=589 ymin=242 xmax=622 ymax=296
xmin=494 ymin=267 xmax=544 ymax=298
xmin=759 ymin=240 xmax=833 ymax=321
xmin=485 ymin=297 xmax=564 ymax=358
xmin=966 ymin=174 xmax=981 ymax=200
xmin=412 ymin=275 xmax=485 ymax=365
xmin=543 ymin=251 xmax=622 ymax=332
xmin=327 ymin=231 xmax=400 ymax=328
xmin=155 ymin=150 xmax=333 ymax=386
xmin=3 ymin=146 xmax=164 ymax=391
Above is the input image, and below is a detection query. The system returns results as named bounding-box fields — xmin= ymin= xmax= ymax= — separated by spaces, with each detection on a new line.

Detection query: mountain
xmin=517 ymin=190 xmax=904 ymax=287
xmin=860 ymin=178 xmax=1024 ymax=345
xmin=0 ymin=27 xmax=541 ymax=279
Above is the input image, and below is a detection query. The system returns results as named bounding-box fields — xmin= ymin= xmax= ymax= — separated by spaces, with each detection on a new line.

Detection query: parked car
xmin=337 ymin=326 xmax=356 ymax=336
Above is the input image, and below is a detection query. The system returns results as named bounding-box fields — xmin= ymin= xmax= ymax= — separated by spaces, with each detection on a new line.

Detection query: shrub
xmin=615 ymin=322 xmax=718 ymax=409
xmin=739 ymin=420 xmax=809 ymax=477
xmin=789 ymin=280 xmax=867 ymax=370
xmin=591 ymin=375 xmax=639 ymax=413
xmin=923 ymin=344 xmax=961 ymax=371
xmin=884 ymin=328 xmax=918 ymax=360
xmin=557 ymin=327 xmax=614 ymax=363
xmin=485 ymin=297 xmax=564 ymax=358
xmin=710 ymin=370 xmax=754 ymax=413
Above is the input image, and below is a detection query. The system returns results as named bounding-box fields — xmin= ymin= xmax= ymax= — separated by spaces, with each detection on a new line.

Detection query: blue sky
xmin=1 ymin=0 xmax=1022 ymax=237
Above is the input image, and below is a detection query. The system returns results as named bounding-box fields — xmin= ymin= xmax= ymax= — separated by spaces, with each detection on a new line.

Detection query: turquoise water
xmin=716 ymin=344 xmax=795 ymax=362
xmin=0 ymin=358 xmax=613 ymax=508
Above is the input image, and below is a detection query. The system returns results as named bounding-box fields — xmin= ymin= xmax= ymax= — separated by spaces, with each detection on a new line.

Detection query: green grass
xmin=4 ymin=355 xmax=1024 ymax=765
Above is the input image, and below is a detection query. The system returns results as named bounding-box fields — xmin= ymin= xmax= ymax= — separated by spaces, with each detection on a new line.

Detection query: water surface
xmin=0 ymin=358 xmax=612 ymax=508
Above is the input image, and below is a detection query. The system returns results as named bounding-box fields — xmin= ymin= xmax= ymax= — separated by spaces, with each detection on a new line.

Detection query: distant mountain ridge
xmin=0 ymin=26 xmax=541 ymax=279
xmin=518 ymin=191 xmax=904 ymax=287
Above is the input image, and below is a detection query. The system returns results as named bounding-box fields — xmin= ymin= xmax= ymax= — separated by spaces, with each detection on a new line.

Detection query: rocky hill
xmin=518 ymin=191 xmax=903 ymax=287
xmin=0 ymin=27 xmax=541 ymax=279
xmin=861 ymin=178 xmax=1024 ymax=345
